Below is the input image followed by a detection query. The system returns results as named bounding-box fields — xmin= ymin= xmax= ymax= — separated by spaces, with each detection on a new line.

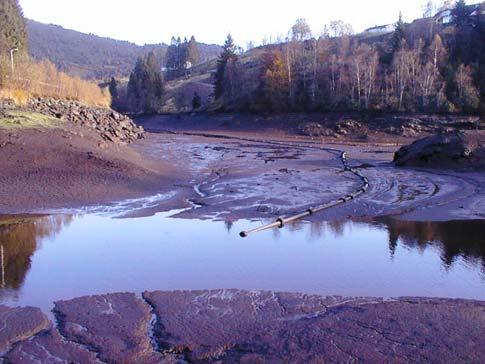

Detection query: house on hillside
xmin=434 ymin=9 xmax=453 ymax=24
xmin=363 ymin=24 xmax=395 ymax=35
xmin=434 ymin=2 xmax=485 ymax=25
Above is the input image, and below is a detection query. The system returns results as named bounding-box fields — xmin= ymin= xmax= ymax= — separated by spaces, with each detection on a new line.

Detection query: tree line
xmin=110 ymin=36 xmax=203 ymax=113
xmin=214 ymin=1 xmax=484 ymax=115
xmin=165 ymin=36 xmax=200 ymax=78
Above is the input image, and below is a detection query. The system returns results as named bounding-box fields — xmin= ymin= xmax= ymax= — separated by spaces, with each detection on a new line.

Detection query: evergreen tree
xmin=187 ymin=36 xmax=200 ymax=65
xmin=452 ymin=0 xmax=472 ymax=28
xmin=0 ymin=0 xmax=28 ymax=54
xmin=451 ymin=0 xmax=474 ymax=65
xmin=127 ymin=52 xmax=164 ymax=113
xmin=391 ymin=12 xmax=406 ymax=53
xmin=214 ymin=34 xmax=238 ymax=100
xmin=109 ymin=77 xmax=118 ymax=100
xmin=192 ymin=92 xmax=202 ymax=109
xmin=165 ymin=35 xmax=200 ymax=77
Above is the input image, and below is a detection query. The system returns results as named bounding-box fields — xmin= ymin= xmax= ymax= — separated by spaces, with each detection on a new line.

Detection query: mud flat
xmin=0 ymin=290 xmax=483 ymax=363
xmin=1 ymin=113 xmax=485 ymax=363
xmin=0 ymin=111 xmax=187 ymax=215
xmin=2 ymin=109 xmax=484 ymax=222
xmin=132 ymin=123 xmax=485 ymax=222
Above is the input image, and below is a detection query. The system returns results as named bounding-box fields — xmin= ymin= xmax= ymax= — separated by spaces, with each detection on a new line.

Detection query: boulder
xmin=394 ymin=131 xmax=485 ymax=169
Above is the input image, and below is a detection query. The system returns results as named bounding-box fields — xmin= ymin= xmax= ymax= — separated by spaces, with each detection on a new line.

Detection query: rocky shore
xmin=1 ymin=290 xmax=484 ymax=363
xmin=297 ymin=114 xmax=483 ymax=139
xmin=26 ymin=98 xmax=145 ymax=144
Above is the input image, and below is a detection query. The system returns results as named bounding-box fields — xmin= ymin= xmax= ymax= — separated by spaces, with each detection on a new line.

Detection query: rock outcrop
xmin=297 ymin=122 xmax=334 ymax=137
xmin=394 ymin=131 xmax=485 ymax=169
xmin=298 ymin=119 xmax=368 ymax=139
xmin=28 ymin=98 xmax=144 ymax=144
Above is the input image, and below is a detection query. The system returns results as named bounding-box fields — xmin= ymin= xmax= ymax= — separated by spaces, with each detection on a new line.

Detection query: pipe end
xmin=239 ymin=231 xmax=248 ymax=238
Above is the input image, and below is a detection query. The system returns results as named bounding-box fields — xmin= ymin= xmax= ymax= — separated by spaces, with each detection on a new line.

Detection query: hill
xmin=206 ymin=7 xmax=484 ymax=115
xmin=26 ymin=19 xmax=222 ymax=80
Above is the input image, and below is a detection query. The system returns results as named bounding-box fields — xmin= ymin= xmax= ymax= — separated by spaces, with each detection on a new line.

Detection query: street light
xmin=10 ymin=47 xmax=18 ymax=75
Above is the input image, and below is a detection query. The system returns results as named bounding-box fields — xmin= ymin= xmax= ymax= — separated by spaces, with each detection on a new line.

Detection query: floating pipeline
xmin=240 ymin=151 xmax=369 ymax=238
xmin=149 ymin=130 xmax=369 ymax=238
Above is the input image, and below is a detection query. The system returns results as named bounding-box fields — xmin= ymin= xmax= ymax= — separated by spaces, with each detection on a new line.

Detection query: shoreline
xmin=1 ymin=290 xmax=484 ymax=362
xmin=2 ymin=124 xmax=484 ymax=222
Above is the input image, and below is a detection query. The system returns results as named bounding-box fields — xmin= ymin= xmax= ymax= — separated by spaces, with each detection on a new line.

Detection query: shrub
xmin=0 ymin=55 xmax=111 ymax=107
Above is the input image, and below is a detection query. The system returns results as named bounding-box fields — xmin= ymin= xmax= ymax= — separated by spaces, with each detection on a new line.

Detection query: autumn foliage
xmin=0 ymin=56 xmax=111 ymax=107
xmin=215 ymin=6 xmax=484 ymax=115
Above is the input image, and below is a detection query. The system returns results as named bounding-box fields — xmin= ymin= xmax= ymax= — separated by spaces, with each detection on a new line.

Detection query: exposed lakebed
xmin=1 ymin=210 xmax=484 ymax=314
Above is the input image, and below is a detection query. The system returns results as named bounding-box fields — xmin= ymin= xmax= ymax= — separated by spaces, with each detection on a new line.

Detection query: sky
xmin=19 ymin=0 xmax=427 ymax=46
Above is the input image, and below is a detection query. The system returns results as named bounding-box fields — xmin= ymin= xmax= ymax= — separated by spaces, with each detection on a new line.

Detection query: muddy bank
xmin=1 ymin=290 xmax=483 ymax=363
xmin=1 ymin=109 xmax=484 ymax=221
xmin=137 ymin=112 xmax=483 ymax=142
xmin=0 ymin=120 xmax=186 ymax=215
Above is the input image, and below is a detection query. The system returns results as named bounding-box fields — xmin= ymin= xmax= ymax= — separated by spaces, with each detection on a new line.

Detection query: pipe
xmin=154 ymin=130 xmax=369 ymax=238
xmin=240 ymin=151 xmax=369 ymax=238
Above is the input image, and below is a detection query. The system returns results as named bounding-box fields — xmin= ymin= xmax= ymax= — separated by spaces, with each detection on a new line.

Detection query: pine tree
xmin=192 ymin=92 xmax=202 ymax=109
xmin=187 ymin=36 xmax=200 ymax=65
xmin=109 ymin=77 xmax=118 ymax=100
xmin=165 ymin=35 xmax=199 ymax=76
xmin=128 ymin=52 xmax=164 ymax=113
xmin=0 ymin=0 xmax=28 ymax=54
xmin=391 ymin=12 xmax=406 ymax=53
xmin=214 ymin=34 xmax=238 ymax=100
xmin=452 ymin=0 xmax=472 ymax=28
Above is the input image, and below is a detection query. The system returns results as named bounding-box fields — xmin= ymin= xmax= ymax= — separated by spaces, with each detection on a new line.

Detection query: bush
xmin=0 ymin=55 xmax=111 ymax=107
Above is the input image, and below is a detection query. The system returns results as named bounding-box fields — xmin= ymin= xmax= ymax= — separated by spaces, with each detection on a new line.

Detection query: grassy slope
xmin=0 ymin=110 xmax=62 ymax=129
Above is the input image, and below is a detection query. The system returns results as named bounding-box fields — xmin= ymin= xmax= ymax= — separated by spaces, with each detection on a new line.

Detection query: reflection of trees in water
xmin=305 ymin=217 xmax=484 ymax=271
xmin=0 ymin=215 xmax=72 ymax=291
xmin=307 ymin=220 xmax=346 ymax=239
xmin=378 ymin=218 xmax=485 ymax=270
xmin=224 ymin=220 xmax=234 ymax=232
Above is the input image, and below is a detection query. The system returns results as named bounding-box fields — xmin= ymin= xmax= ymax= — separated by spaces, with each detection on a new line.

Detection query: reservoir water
xmin=0 ymin=210 xmax=484 ymax=314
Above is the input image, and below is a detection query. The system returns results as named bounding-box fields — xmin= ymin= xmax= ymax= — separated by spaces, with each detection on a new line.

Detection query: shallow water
xmin=0 ymin=211 xmax=484 ymax=314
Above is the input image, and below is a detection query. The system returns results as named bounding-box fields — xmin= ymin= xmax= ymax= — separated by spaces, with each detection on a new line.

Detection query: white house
xmin=363 ymin=24 xmax=396 ymax=35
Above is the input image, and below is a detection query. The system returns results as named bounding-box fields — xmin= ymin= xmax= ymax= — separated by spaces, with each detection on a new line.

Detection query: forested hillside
xmin=27 ymin=20 xmax=222 ymax=80
xmin=214 ymin=2 xmax=484 ymax=115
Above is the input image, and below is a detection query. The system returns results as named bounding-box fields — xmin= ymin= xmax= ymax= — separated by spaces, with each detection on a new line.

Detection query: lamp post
xmin=10 ymin=47 xmax=18 ymax=75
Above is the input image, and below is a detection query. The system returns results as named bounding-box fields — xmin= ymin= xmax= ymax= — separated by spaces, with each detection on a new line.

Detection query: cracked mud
xmin=1 ymin=290 xmax=484 ymax=363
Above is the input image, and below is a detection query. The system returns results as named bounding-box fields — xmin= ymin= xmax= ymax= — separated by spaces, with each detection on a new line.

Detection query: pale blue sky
xmin=20 ymin=0 xmax=435 ymax=46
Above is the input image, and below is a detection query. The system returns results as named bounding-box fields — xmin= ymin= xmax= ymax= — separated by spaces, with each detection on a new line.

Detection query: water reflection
xmin=0 ymin=216 xmax=72 ymax=291
xmin=0 ymin=213 xmax=483 ymax=311
xmin=377 ymin=218 xmax=485 ymax=270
